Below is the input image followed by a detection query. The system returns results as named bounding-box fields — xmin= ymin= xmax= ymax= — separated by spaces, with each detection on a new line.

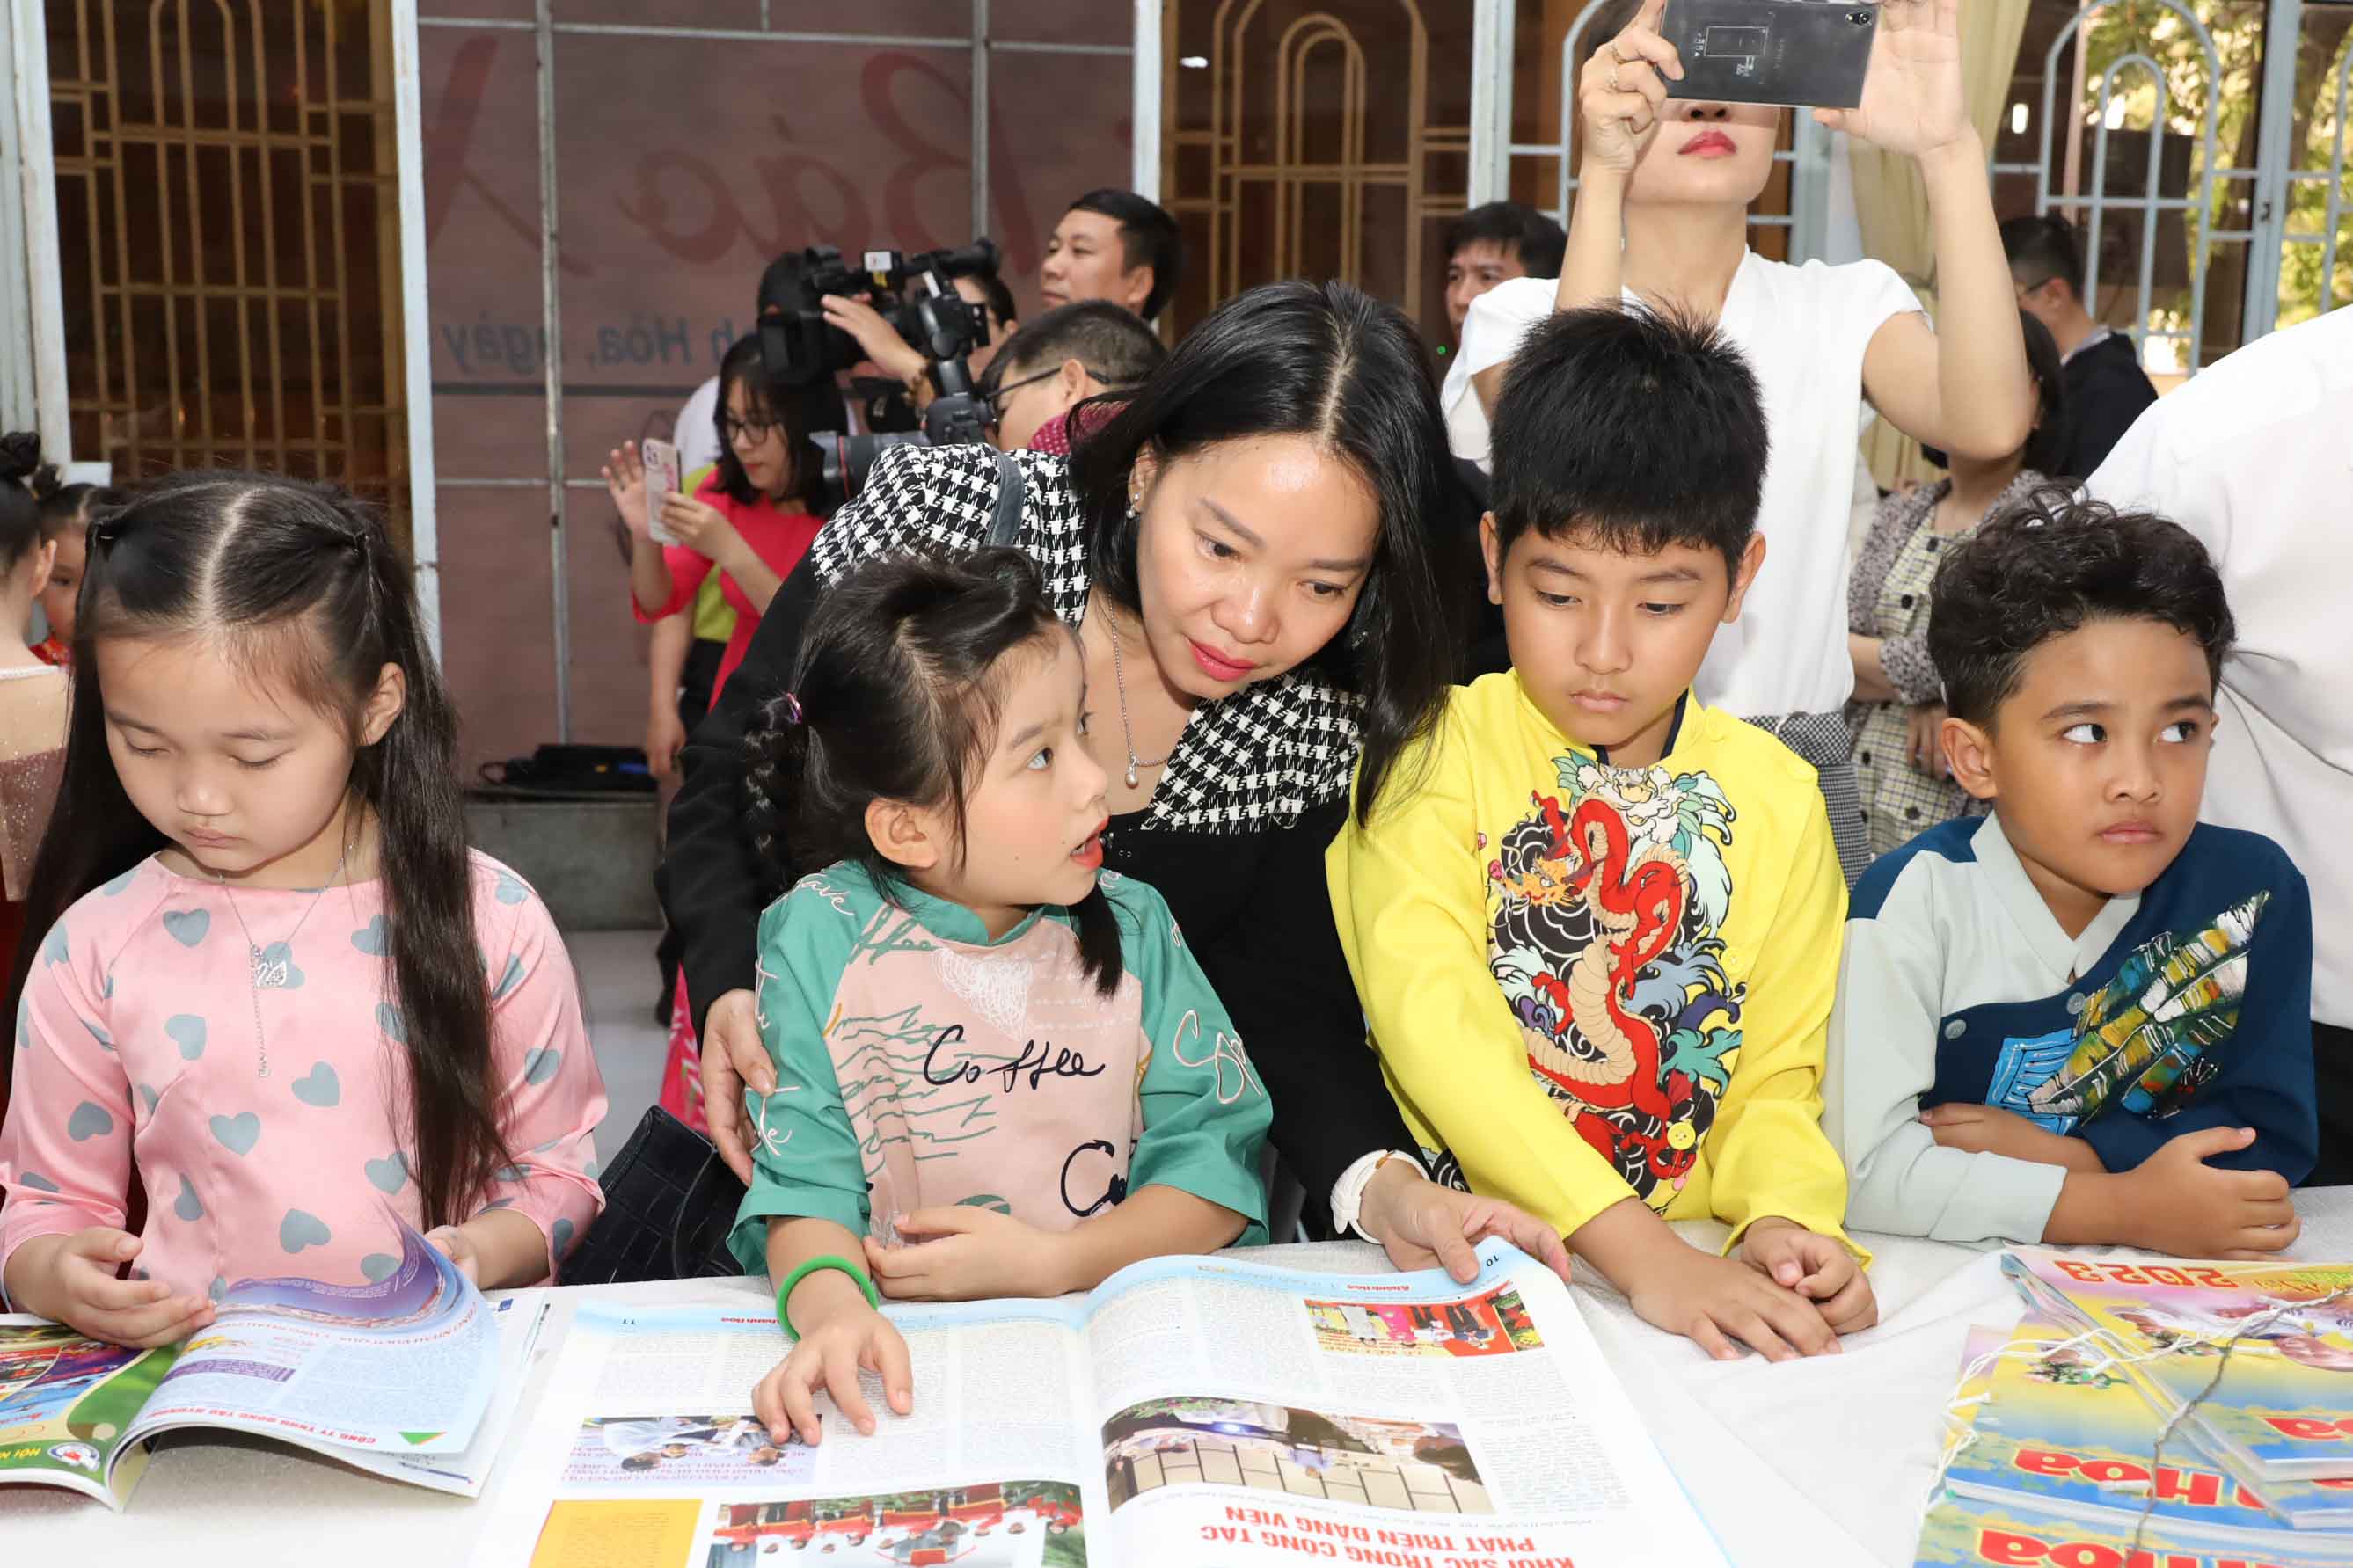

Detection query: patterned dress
xmin=0 ymin=853 xmax=606 ymax=1294
xmin=1845 ymin=471 xmax=2044 ymax=859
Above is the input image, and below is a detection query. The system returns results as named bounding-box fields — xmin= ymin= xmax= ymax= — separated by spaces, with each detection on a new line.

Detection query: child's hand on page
xmin=424 ymin=1224 xmax=480 ymax=1285
xmin=1622 ymin=1241 xmax=1840 ymax=1363
xmin=1738 ymin=1219 xmax=1877 ymax=1337
xmin=863 ymin=1207 xmax=1069 ymax=1302
xmin=754 ymin=1304 xmax=911 ymax=1447
xmin=6 ymin=1228 xmax=216 ymax=1348
xmin=1356 ymin=1159 xmax=1573 ymax=1287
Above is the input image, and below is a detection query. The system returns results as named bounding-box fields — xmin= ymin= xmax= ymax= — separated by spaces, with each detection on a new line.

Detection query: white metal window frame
xmin=6 ymin=0 xmax=70 ymax=461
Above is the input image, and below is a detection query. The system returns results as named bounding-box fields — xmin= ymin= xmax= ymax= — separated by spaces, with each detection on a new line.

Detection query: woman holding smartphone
xmin=1450 ymin=0 xmax=2035 ymax=886
xmin=604 ymin=332 xmax=830 ymax=1131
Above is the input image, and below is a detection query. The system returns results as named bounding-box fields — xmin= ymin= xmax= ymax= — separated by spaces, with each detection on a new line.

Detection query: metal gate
xmin=31 ymin=0 xmax=413 ymax=537
xmin=2030 ymin=0 xmax=2350 ymax=369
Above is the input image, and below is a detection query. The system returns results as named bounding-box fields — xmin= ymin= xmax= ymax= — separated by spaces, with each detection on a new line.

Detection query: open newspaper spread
xmin=479 ymin=1239 xmax=1725 ymax=1568
xmin=0 ymin=1221 xmax=537 ymax=1508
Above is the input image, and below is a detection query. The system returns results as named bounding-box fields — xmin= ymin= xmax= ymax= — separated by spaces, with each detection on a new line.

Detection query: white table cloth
xmin=8 ymin=1191 xmax=2349 ymax=1566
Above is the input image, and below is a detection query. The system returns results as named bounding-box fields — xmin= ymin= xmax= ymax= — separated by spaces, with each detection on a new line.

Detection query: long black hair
xmin=2016 ymin=310 xmax=2070 ymax=479
xmin=4 ymin=470 xmax=512 ymax=1229
xmin=1921 ymin=310 xmax=2070 ymax=478
xmin=742 ymin=548 xmax=1123 ymax=994
xmin=1068 ymin=279 xmax=1470 ymax=823
xmin=714 ymin=333 xmax=827 ymax=516
xmin=0 ymin=432 xmax=45 ymax=569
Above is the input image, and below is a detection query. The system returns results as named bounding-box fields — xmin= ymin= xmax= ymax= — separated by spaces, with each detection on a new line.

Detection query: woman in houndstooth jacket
xmin=664 ymin=281 xmax=1569 ymax=1286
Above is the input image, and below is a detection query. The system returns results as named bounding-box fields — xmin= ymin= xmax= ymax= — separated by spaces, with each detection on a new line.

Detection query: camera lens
xmin=1848 ymin=9 xmax=1872 ymax=21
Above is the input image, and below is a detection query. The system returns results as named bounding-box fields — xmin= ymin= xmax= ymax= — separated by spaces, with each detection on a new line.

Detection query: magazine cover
xmin=1943 ymin=1314 xmax=2353 ymax=1550
xmin=1915 ymin=1491 xmax=2341 ymax=1568
xmin=1940 ymin=1324 xmax=2005 ymax=1468
xmin=0 ymin=1219 xmax=523 ymax=1508
xmin=2003 ymin=1251 xmax=2353 ymax=1483
xmin=0 ymin=1326 xmax=178 ymax=1506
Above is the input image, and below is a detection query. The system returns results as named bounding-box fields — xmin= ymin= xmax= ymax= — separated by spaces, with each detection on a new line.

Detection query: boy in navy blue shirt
xmin=1824 ymin=491 xmax=2314 ymax=1253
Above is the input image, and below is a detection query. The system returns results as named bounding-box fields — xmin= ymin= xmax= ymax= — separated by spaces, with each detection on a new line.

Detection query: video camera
xmin=757 ymin=239 xmax=999 ymax=511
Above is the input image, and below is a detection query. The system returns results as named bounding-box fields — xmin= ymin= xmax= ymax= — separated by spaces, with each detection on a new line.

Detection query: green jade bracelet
xmin=776 ymin=1253 xmax=881 ymax=1341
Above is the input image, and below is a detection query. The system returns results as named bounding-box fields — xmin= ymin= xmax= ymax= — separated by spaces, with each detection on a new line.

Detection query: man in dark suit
xmin=2001 ymin=214 xmax=2159 ymax=480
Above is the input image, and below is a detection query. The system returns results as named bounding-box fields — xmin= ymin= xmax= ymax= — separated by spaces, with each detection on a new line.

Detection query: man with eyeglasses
xmin=2002 ymin=214 xmax=2159 ymax=480
xmin=976 ymin=302 xmax=1168 ymax=454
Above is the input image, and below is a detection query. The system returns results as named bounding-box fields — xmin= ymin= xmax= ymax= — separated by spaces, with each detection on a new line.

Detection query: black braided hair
xmin=742 ymin=547 xmax=1124 ymax=995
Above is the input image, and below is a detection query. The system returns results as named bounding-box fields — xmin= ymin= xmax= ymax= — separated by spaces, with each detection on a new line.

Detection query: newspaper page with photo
xmin=1090 ymin=1240 xmax=1724 ymax=1568
xmin=479 ymin=1240 xmax=1723 ymax=1568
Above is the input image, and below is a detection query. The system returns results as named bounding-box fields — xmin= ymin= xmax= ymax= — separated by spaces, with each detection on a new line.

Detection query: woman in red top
xmin=608 ymin=335 xmax=829 ymax=695
xmin=603 ymin=334 xmax=829 ymax=1131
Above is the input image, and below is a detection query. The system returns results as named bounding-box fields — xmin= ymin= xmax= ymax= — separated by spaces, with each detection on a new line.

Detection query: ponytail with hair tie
xmin=0 ymin=431 xmax=42 ymax=486
xmin=0 ymin=433 xmax=47 ymax=566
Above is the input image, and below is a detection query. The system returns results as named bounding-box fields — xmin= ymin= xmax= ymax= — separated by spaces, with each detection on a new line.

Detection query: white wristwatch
xmin=1329 ymin=1149 xmax=1424 ymax=1241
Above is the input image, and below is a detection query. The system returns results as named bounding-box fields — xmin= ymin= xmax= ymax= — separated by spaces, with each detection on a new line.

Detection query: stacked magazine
xmin=1912 ymin=1249 xmax=2353 ymax=1566
xmin=0 ymin=1222 xmax=544 ymax=1509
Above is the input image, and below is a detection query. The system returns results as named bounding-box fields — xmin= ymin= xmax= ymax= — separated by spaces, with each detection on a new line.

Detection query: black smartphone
xmin=1661 ymin=0 xmax=1879 ymax=111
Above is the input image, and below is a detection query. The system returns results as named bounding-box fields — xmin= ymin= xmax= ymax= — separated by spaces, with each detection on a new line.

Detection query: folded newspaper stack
xmin=1910 ymin=1248 xmax=2353 ymax=1567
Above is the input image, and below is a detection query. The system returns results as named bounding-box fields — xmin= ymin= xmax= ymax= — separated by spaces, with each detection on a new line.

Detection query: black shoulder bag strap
xmin=986 ymin=448 xmax=1027 ymax=549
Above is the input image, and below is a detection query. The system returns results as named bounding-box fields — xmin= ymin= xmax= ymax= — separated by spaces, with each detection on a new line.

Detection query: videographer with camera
xmin=820 ymin=262 xmax=1017 ymax=415
xmin=665 ymin=279 xmax=1575 ymax=1288
xmin=752 ymin=239 xmax=1015 ymax=514
xmin=980 ymin=301 xmax=1166 ymax=454
xmin=1041 ymin=189 xmax=1183 ymax=324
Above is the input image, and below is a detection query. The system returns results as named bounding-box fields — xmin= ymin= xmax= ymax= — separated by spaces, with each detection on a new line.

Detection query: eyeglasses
xmin=981 ymin=367 xmax=1062 ymax=429
xmin=721 ymin=412 xmax=780 ymax=445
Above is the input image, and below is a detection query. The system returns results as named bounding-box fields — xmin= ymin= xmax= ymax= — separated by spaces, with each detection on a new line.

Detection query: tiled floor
xmin=566 ymin=928 xmax=669 ymax=1146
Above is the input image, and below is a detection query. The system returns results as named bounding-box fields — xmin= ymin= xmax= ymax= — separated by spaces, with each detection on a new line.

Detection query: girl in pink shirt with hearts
xmin=0 ymin=470 xmax=605 ymax=1347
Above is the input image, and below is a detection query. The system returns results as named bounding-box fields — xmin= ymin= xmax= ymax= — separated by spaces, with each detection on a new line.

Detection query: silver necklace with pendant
xmin=214 ymin=844 xmax=349 ymax=1079
xmin=1093 ymin=602 xmax=1170 ymax=791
